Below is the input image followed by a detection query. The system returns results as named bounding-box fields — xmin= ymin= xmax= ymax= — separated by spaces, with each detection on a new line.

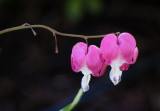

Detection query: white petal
xmin=109 ymin=66 xmax=122 ymax=85
xmin=80 ymin=61 xmax=92 ymax=76
xmin=81 ymin=74 xmax=91 ymax=92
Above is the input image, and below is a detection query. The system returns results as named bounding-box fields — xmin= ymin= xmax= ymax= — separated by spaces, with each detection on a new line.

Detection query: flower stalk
xmin=0 ymin=23 xmax=107 ymax=39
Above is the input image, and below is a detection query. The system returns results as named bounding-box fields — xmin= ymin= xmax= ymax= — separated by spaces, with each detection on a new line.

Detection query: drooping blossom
xmin=100 ymin=33 xmax=138 ymax=85
xmin=71 ymin=42 xmax=106 ymax=92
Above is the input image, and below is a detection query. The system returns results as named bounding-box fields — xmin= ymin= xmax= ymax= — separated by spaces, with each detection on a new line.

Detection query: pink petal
xmin=100 ymin=34 xmax=118 ymax=65
xmin=131 ymin=47 xmax=138 ymax=64
xmin=118 ymin=33 xmax=137 ymax=64
xmin=86 ymin=45 xmax=105 ymax=77
xmin=120 ymin=63 xmax=130 ymax=71
xmin=71 ymin=42 xmax=87 ymax=72
xmin=97 ymin=63 xmax=107 ymax=77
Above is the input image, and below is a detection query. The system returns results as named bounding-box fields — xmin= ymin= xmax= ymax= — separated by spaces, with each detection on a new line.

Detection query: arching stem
xmin=0 ymin=24 xmax=107 ymax=39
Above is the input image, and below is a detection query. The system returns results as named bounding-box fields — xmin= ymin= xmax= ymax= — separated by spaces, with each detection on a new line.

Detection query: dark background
xmin=0 ymin=0 xmax=160 ymax=111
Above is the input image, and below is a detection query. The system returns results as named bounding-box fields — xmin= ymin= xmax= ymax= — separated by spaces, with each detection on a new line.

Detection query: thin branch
xmin=53 ymin=32 xmax=58 ymax=53
xmin=85 ymin=38 xmax=88 ymax=46
xmin=23 ymin=23 xmax=37 ymax=36
xmin=0 ymin=24 xmax=107 ymax=39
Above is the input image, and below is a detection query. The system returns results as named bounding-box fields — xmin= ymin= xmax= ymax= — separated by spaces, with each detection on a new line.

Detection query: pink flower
xmin=71 ymin=42 xmax=106 ymax=92
xmin=100 ymin=33 xmax=138 ymax=85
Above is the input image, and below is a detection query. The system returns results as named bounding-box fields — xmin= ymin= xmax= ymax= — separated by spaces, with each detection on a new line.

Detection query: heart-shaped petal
xmin=86 ymin=45 xmax=106 ymax=77
xmin=100 ymin=34 xmax=118 ymax=65
xmin=118 ymin=33 xmax=137 ymax=64
xmin=71 ymin=42 xmax=87 ymax=72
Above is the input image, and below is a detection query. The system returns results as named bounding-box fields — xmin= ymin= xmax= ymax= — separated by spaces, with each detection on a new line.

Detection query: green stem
xmin=71 ymin=88 xmax=83 ymax=109
xmin=60 ymin=88 xmax=83 ymax=111
xmin=0 ymin=23 xmax=106 ymax=39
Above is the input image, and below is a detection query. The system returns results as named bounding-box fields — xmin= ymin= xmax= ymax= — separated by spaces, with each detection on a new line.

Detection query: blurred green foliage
xmin=0 ymin=0 xmax=103 ymax=22
xmin=65 ymin=0 xmax=104 ymax=22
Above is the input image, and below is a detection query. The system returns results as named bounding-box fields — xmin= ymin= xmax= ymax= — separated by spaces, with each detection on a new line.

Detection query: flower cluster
xmin=71 ymin=33 xmax=138 ymax=92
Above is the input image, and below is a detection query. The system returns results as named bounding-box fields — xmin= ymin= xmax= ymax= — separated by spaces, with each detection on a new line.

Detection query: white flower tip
xmin=112 ymin=76 xmax=121 ymax=85
xmin=83 ymin=85 xmax=89 ymax=92
xmin=109 ymin=66 xmax=122 ymax=85
xmin=81 ymin=75 xmax=91 ymax=92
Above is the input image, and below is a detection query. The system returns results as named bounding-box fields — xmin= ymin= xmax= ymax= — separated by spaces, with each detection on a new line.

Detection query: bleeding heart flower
xmin=100 ymin=33 xmax=138 ymax=85
xmin=71 ymin=42 xmax=106 ymax=92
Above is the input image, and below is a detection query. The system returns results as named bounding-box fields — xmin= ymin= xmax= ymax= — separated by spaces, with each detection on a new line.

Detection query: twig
xmin=0 ymin=24 xmax=107 ymax=39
